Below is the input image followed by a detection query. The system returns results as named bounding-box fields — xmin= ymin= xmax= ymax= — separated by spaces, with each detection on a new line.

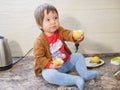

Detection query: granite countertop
xmin=0 ymin=56 xmax=120 ymax=90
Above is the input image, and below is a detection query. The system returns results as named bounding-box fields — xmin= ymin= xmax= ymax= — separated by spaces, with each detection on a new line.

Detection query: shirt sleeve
xmin=45 ymin=62 xmax=51 ymax=68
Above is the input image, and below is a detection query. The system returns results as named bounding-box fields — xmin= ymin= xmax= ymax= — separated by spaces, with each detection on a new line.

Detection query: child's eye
xmin=54 ymin=16 xmax=58 ymax=19
xmin=47 ymin=19 xmax=50 ymax=21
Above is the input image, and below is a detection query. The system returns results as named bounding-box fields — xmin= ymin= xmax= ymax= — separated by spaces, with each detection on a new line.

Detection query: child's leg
xmin=70 ymin=53 xmax=99 ymax=81
xmin=41 ymin=69 xmax=84 ymax=90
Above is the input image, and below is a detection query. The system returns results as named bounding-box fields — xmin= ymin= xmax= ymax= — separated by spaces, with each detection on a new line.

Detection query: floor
xmin=0 ymin=56 xmax=120 ymax=90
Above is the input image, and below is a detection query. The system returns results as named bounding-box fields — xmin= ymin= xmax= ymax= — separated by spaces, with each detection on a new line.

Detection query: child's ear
xmin=38 ymin=25 xmax=43 ymax=31
xmin=38 ymin=25 xmax=42 ymax=29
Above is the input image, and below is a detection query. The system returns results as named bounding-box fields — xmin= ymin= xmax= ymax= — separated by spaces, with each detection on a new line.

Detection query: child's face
xmin=41 ymin=10 xmax=60 ymax=36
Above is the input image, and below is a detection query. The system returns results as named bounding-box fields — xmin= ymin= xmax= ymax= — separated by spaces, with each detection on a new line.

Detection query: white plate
xmin=85 ymin=57 xmax=105 ymax=67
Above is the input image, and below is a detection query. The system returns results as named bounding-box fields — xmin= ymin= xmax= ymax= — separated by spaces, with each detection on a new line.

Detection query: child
xmin=33 ymin=3 xmax=98 ymax=90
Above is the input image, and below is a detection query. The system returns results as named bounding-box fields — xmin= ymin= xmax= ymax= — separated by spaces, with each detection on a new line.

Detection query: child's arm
xmin=58 ymin=26 xmax=84 ymax=43
xmin=33 ymin=38 xmax=51 ymax=76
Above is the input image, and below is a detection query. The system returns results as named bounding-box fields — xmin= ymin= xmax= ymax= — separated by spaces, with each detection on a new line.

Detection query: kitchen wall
xmin=0 ymin=0 xmax=120 ymax=56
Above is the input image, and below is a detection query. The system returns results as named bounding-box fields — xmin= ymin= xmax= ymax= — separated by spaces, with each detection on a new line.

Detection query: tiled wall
xmin=0 ymin=0 xmax=120 ymax=56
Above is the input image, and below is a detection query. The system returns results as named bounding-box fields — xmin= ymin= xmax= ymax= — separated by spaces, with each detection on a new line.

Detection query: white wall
xmin=0 ymin=0 xmax=120 ymax=56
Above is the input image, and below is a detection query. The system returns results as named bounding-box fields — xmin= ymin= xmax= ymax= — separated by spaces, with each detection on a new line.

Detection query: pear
xmin=90 ymin=56 xmax=101 ymax=64
xmin=52 ymin=58 xmax=64 ymax=66
xmin=73 ymin=30 xmax=83 ymax=40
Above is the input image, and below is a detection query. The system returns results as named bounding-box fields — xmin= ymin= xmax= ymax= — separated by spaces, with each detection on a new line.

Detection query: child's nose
xmin=50 ymin=19 xmax=55 ymax=24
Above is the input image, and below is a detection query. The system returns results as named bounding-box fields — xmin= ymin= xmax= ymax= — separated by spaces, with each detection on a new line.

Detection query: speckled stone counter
xmin=0 ymin=56 xmax=120 ymax=90
xmin=84 ymin=57 xmax=120 ymax=90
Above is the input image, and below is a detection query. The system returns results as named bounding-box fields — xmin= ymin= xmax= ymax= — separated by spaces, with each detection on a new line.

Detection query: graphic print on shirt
xmin=50 ymin=39 xmax=66 ymax=60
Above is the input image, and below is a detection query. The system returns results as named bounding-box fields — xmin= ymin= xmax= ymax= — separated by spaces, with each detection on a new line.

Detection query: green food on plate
xmin=111 ymin=57 xmax=120 ymax=62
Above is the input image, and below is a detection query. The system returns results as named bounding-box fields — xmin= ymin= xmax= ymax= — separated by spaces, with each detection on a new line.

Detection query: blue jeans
xmin=41 ymin=53 xmax=99 ymax=90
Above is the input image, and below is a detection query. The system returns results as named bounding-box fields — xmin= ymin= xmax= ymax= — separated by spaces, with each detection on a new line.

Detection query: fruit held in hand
xmin=52 ymin=58 xmax=64 ymax=66
xmin=73 ymin=30 xmax=83 ymax=40
xmin=90 ymin=56 xmax=101 ymax=64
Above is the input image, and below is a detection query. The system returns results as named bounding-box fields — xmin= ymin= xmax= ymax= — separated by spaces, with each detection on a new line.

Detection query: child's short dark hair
xmin=34 ymin=3 xmax=58 ymax=27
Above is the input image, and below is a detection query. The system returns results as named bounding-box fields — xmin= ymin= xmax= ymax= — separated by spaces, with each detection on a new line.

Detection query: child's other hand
xmin=49 ymin=63 xmax=62 ymax=69
xmin=74 ymin=33 xmax=84 ymax=43
xmin=73 ymin=30 xmax=84 ymax=43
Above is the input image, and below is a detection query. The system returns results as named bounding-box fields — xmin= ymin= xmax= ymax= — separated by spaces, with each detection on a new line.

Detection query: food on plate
xmin=52 ymin=58 xmax=64 ymax=66
xmin=73 ymin=30 xmax=83 ymax=40
xmin=90 ymin=56 xmax=101 ymax=64
xmin=111 ymin=56 xmax=120 ymax=65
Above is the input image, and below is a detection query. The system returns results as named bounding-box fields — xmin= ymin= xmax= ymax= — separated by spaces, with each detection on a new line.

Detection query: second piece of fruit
xmin=73 ymin=30 xmax=83 ymax=40
xmin=90 ymin=56 xmax=101 ymax=64
xmin=52 ymin=58 xmax=64 ymax=66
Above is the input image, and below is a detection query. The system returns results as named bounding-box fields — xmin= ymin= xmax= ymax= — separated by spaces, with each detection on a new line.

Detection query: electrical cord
xmin=12 ymin=48 xmax=33 ymax=65
xmin=75 ymin=43 xmax=79 ymax=53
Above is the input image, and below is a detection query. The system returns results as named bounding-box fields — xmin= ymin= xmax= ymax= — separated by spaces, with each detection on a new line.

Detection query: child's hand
xmin=49 ymin=63 xmax=62 ymax=69
xmin=75 ymin=33 xmax=84 ymax=43
xmin=52 ymin=58 xmax=64 ymax=65
xmin=50 ymin=58 xmax=64 ymax=69
xmin=73 ymin=30 xmax=84 ymax=43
